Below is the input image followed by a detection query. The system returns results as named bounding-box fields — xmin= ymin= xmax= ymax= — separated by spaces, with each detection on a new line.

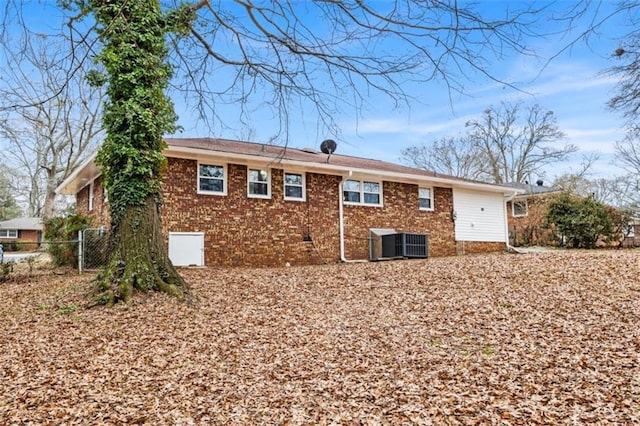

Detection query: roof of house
xmin=502 ymin=182 xmax=560 ymax=196
xmin=0 ymin=217 xmax=43 ymax=231
xmin=57 ymin=138 xmax=523 ymax=196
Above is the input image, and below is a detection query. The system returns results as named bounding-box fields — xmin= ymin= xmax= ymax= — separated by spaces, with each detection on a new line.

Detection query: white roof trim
xmin=56 ymin=144 xmax=522 ymax=196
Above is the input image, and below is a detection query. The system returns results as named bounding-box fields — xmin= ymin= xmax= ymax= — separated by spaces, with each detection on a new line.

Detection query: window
xmin=419 ymin=187 xmax=434 ymax=211
xmin=512 ymin=200 xmax=528 ymax=217
xmin=284 ymin=172 xmax=305 ymax=201
xmin=88 ymin=181 xmax=94 ymax=211
xmin=343 ymin=179 xmax=382 ymax=206
xmin=248 ymin=168 xmax=271 ymax=198
xmin=343 ymin=180 xmax=361 ymax=203
xmin=198 ymin=163 xmax=226 ymax=195
xmin=0 ymin=229 xmax=18 ymax=238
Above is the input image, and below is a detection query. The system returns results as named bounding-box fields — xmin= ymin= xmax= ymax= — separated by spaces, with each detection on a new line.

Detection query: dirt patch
xmin=1 ymin=250 xmax=639 ymax=424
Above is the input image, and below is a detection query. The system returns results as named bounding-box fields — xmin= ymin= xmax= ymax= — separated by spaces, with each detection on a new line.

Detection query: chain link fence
xmin=0 ymin=227 xmax=110 ymax=273
xmin=80 ymin=228 xmax=110 ymax=271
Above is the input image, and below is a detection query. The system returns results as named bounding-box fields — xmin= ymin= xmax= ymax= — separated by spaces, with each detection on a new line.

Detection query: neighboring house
xmin=0 ymin=217 xmax=44 ymax=251
xmin=56 ymin=138 xmax=520 ymax=267
xmin=621 ymin=216 xmax=640 ymax=248
xmin=504 ymin=181 xmax=561 ymax=247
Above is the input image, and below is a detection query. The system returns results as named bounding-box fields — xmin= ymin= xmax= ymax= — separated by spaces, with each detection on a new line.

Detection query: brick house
xmin=504 ymin=181 xmax=561 ymax=247
xmin=0 ymin=217 xmax=44 ymax=251
xmin=57 ymin=138 xmax=520 ymax=267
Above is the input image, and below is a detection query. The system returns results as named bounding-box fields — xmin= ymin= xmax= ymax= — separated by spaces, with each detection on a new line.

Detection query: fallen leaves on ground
xmin=1 ymin=250 xmax=639 ymax=425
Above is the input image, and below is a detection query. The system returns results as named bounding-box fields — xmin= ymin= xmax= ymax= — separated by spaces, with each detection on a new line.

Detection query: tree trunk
xmin=91 ymin=196 xmax=189 ymax=306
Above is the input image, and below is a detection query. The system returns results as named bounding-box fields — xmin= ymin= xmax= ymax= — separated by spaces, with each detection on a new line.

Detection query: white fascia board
xmin=55 ymin=152 xmax=100 ymax=195
xmin=165 ymin=145 xmax=519 ymax=195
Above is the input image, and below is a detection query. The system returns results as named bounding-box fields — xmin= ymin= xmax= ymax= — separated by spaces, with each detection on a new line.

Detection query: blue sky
xmin=10 ymin=1 xmax=633 ymax=182
xmin=166 ymin=1 xmax=631 ymax=182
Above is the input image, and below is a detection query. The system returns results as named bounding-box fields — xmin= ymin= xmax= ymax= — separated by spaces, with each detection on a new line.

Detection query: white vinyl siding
xmin=453 ymin=188 xmax=507 ymax=242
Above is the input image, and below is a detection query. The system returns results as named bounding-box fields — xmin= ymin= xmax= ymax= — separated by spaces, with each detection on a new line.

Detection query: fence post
xmin=78 ymin=230 xmax=83 ymax=274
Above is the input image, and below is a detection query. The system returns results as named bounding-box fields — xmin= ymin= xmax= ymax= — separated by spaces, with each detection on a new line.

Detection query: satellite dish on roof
xmin=320 ymin=139 xmax=337 ymax=155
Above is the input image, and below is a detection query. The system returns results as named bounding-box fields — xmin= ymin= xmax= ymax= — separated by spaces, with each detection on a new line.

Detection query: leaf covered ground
xmin=1 ymin=250 xmax=639 ymax=425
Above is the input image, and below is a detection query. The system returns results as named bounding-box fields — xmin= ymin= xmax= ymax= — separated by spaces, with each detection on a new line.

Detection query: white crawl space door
xmin=168 ymin=232 xmax=204 ymax=266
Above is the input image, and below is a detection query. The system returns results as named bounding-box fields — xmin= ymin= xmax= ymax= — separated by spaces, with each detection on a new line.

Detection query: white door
xmin=168 ymin=232 xmax=204 ymax=266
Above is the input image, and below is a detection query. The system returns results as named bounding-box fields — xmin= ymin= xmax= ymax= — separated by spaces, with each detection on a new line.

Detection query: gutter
xmin=339 ymin=172 xmax=368 ymax=263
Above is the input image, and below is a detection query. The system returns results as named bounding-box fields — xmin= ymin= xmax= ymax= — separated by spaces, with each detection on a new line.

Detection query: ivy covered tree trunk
xmin=88 ymin=0 xmax=194 ymax=305
xmin=93 ymin=198 xmax=186 ymax=306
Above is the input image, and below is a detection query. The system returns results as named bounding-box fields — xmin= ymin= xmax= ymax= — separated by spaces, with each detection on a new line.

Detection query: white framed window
xmin=419 ymin=187 xmax=434 ymax=211
xmin=248 ymin=168 xmax=271 ymax=198
xmin=343 ymin=179 xmax=382 ymax=206
xmin=512 ymin=200 xmax=528 ymax=217
xmin=88 ymin=181 xmax=94 ymax=211
xmin=198 ymin=163 xmax=227 ymax=195
xmin=0 ymin=229 xmax=18 ymax=238
xmin=284 ymin=172 xmax=305 ymax=201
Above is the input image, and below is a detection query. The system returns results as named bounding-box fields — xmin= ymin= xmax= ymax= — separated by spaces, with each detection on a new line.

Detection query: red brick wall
xmin=162 ymin=159 xmax=343 ymax=266
xmin=343 ymin=183 xmax=456 ymax=259
xmin=507 ymin=195 xmax=556 ymax=246
xmin=77 ymin=177 xmax=110 ymax=227
xmin=78 ymin=157 xmax=505 ymax=266
xmin=456 ymin=241 xmax=505 ymax=255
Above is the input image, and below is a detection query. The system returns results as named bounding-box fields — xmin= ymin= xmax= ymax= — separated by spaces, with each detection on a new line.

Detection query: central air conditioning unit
xmin=369 ymin=229 xmax=428 ymax=260
xmin=382 ymin=232 xmax=428 ymax=258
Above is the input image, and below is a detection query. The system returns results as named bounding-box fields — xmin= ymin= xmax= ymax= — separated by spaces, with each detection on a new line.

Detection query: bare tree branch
xmin=401 ymin=102 xmax=574 ymax=184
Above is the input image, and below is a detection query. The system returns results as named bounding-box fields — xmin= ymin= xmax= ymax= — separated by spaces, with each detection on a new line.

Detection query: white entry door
xmin=168 ymin=232 xmax=204 ymax=266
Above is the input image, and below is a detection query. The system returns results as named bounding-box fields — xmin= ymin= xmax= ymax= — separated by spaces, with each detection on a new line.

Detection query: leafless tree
xmin=466 ymin=102 xmax=574 ymax=184
xmin=0 ymin=25 xmax=104 ymax=218
xmin=400 ymin=136 xmax=486 ymax=180
xmin=615 ymin=130 xmax=640 ymax=174
xmin=402 ymin=102 xmax=574 ymax=184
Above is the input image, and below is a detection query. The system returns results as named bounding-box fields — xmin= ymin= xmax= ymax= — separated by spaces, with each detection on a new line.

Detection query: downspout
xmin=504 ymin=191 xmax=519 ymax=251
xmin=339 ymin=172 xmax=368 ymax=263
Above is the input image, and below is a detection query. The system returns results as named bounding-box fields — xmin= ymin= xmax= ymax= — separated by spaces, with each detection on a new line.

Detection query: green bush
xmin=44 ymin=213 xmax=93 ymax=266
xmin=545 ymin=194 xmax=616 ymax=249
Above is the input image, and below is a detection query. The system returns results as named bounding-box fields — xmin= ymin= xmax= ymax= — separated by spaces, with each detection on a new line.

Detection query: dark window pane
xmin=344 ymin=191 xmax=360 ymax=202
xmin=419 ymin=198 xmax=431 ymax=209
xmin=250 ymin=182 xmax=268 ymax=195
xmin=286 ymin=186 xmax=303 ymax=198
xmin=364 ymin=193 xmax=380 ymax=204
xmin=200 ymin=178 xmax=223 ymax=192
